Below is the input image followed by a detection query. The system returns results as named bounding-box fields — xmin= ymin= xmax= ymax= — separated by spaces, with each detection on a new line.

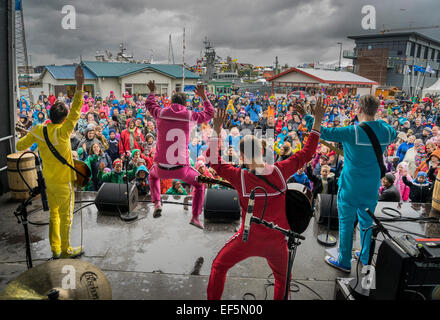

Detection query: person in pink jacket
xmin=146 ymin=80 xmax=215 ymax=229
xmin=394 ymin=161 xmax=411 ymax=202
xmin=99 ymin=101 xmax=110 ymax=118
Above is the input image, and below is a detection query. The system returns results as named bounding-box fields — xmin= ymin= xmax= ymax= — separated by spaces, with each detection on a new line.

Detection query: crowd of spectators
xmin=16 ymin=88 xmax=440 ymax=204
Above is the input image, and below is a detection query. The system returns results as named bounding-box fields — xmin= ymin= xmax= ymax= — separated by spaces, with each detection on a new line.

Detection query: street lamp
xmin=337 ymin=42 xmax=342 ymax=71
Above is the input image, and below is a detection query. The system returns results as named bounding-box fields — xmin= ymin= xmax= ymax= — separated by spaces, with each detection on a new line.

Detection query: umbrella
xmin=288 ymin=90 xmax=309 ymax=100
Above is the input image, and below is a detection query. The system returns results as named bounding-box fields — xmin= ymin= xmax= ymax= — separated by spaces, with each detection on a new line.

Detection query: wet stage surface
xmin=0 ymin=192 xmax=438 ymax=300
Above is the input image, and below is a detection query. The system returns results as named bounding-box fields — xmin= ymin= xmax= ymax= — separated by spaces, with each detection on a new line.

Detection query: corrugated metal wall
xmin=0 ymin=1 xmax=17 ymax=194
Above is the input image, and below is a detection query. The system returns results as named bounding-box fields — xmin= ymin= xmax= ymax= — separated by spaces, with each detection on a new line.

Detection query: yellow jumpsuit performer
xmin=16 ymin=66 xmax=85 ymax=259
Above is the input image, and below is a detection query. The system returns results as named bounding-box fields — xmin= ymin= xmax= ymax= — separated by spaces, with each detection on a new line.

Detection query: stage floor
xmin=0 ymin=192 xmax=438 ymax=300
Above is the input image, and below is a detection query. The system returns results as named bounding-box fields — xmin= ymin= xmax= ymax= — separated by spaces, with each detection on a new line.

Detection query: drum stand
xmin=13 ymin=187 xmax=42 ymax=269
xmin=249 ymin=216 xmax=305 ymax=300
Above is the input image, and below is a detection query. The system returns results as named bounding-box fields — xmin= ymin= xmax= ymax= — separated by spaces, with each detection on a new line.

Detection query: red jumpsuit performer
xmin=206 ymin=99 xmax=325 ymax=300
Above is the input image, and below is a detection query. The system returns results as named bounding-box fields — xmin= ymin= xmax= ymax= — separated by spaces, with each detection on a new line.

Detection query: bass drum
xmin=285 ymin=183 xmax=313 ymax=234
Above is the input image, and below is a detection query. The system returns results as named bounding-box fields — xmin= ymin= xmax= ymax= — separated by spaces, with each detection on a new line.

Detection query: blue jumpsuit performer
xmin=301 ymin=95 xmax=396 ymax=271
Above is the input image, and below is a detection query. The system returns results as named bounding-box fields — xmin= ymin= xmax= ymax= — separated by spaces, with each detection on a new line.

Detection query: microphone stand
xmin=13 ymin=186 xmax=43 ymax=269
xmin=118 ymin=130 xmax=139 ymax=222
xmin=248 ymin=216 xmax=306 ymax=300
xmin=348 ymin=208 xmax=394 ymax=298
xmin=317 ymin=142 xmax=340 ymax=247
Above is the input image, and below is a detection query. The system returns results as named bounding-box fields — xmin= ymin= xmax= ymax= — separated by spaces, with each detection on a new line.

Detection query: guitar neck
xmin=303 ymin=132 xmax=344 ymax=157
xmin=198 ymin=175 xmax=234 ymax=189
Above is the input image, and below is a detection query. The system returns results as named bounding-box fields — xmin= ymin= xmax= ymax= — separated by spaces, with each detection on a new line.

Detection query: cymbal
xmin=0 ymin=259 xmax=112 ymax=300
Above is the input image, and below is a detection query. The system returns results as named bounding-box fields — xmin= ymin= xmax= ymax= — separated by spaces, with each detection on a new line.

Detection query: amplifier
xmin=203 ymin=189 xmax=240 ymax=222
xmin=95 ymin=183 xmax=139 ymax=216
xmin=371 ymin=236 xmax=440 ymax=300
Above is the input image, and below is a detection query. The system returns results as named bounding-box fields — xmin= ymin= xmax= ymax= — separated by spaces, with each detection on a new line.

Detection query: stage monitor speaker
xmin=204 ymin=189 xmax=240 ymax=222
xmin=371 ymin=237 xmax=440 ymax=300
xmin=314 ymin=193 xmax=339 ymax=229
xmin=95 ymin=183 xmax=138 ymax=216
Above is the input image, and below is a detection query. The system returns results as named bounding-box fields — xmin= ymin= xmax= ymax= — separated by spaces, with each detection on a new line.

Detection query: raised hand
xmin=194 ymin=84 xmax=207 ymax=100
xmin=75 ymin=65 xmax=84 ymax=89
xmin=292 ymin=103 xmax=306 ymax=116
xmin=213 ymin=108 xmax=227 ymax=136
xmin=147 ymin=80 xmax=156 ymax=93
xmin=311 ymin=96 xmax=326 ymax=123
xmin=310 ymin=96 xmax=326 ymax=131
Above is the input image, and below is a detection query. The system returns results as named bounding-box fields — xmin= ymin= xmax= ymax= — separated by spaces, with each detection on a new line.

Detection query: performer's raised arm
xmin=297 ymin=101 xmax=353 ymax=144
xmin=276 ymin=97 xmax=325 ymax=180
xmin=207 ymin=108 xmax=241 ymax=188
xmin=191 ymin=84 xmax=215 ymax=124
xmin=145 ymin=80 xmax=162 ymax=119
xmin=59 ymin=66 xmax=84 ymax=139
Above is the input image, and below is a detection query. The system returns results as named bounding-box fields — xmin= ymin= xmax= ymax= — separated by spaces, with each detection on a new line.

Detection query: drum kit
xmin=0 ymin=259 xmax=112 ymax=300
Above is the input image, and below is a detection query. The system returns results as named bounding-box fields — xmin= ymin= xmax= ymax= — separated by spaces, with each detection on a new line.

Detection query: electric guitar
xmin=15 ymin=124 xmax=91 ymax=188
xmin=197 ymin=175 xmax=234 ymax=189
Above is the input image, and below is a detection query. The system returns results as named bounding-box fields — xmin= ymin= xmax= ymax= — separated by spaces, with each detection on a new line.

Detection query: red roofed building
xmin=268 ymin=67 xmax=378 ymax=96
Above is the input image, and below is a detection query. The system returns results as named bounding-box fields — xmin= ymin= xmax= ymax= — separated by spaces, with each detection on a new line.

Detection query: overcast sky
xmin=22 ymin=0 xmax=440 ymax=68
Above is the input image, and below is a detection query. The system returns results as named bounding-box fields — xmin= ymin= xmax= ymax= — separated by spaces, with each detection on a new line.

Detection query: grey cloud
xmin=22 ymin=0 xmax=440 ymax=67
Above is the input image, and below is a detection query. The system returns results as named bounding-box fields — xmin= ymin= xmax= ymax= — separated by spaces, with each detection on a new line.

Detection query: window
xmin=416 ymin=44 xmax=421 ymax=58
xmin=133 ymin=83 xmax=148 ymax=94
xmin=175 ymin=84 xmax=182 ymax=92
xmin=424 ymin=46 xmax=429 ymax=59
xmin=156 ymin=83 xmax=168 ymax=95
xmin=410 ymin=42 xmax=415 ymax=56
xmin=431 ymin=49 xmax=436 ymax=60
xmin=125 ymin=83 xmax=133 ymax=95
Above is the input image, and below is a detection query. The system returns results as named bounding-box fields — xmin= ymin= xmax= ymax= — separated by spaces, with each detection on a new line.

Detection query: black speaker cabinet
xmin=371 ymin=238 xmax=440 ymax=300
xmin=204 ymin=189 xmax=240 ymax=222
xmin=95 ymin=183 xmax=138 ymax=216
xmin=314 ymin=193 xmax=339 ymax=229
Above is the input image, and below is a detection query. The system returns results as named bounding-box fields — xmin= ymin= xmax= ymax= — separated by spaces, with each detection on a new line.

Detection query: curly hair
xmin=171 ymin=92 xmax=187 ymax=106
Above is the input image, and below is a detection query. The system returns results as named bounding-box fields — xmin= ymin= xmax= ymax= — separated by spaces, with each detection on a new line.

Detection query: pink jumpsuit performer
xmin=145 ymin=86 xmax=214 ymax=229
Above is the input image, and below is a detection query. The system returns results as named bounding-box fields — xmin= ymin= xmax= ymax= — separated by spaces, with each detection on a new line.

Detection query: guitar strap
xmin=254 ymin=173 xmax=285 ymax=195
xmin=42 ymin=126 xmax=87 ymax=179
xmin=358 ymin=122 xmax=386 ymax=178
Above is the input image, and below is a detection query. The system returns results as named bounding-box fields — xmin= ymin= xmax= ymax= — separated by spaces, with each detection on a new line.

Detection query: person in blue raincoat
xmin=245 ymin=99 xmax=261 ymax=123
xmin=19 ymin=96 xmax=29 ymax=113
xmin=276 ymin=126 xmax=289 ymax=145
xmin=299 ymin=94 xmax=396 ymax=272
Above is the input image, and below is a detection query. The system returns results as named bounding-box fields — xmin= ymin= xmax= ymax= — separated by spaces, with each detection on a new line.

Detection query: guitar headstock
xmin=15 ymin=123 xmax=29 ymax=136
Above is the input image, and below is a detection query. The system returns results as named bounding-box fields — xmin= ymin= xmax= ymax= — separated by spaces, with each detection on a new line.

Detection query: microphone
xmin=35 ymin=156 xmax=49 ymax=211
xmin=242 ymin=189 xmax=256 ymax=243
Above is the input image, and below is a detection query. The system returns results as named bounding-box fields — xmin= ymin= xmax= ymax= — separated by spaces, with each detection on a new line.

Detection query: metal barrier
xmin=0 ymin=134 xmax=15 ymax=172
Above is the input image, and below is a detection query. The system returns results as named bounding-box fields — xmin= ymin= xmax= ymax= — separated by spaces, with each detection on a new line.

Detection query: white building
xmin=268 ymin=67 xmax=378 ymax=97
xmin=40 ymin=61 xmax=200 ymax=99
